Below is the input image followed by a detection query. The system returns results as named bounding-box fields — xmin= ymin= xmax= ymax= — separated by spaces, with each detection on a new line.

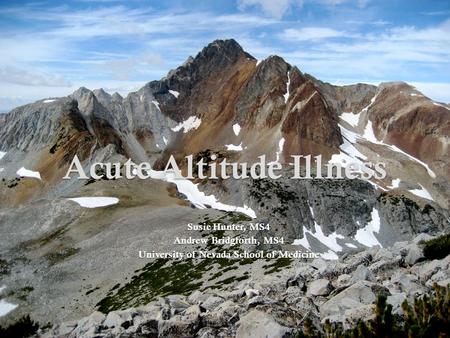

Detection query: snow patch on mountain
xmin=390 ymin=178 xmax=401 ymax=188
xmin=293 ymin=226 xmax=311 ymax=250
xmin=172 ymin=116 xmax=202 ymax=133
xmin=147 ymin=169 xmax=256 ymax=219
xmin=362 ymin=120 xmax=378 ymax=143
xmin=333 ymin=125 xmax=368 ymax=163
xmin=0 ymin=151 xmax=6 ymax=160
xmin=270 ymin=137 xmax=285 ymax=164
xmin=226 ymin=143 xmax=244 ymax=151
xmin=340 ymin=112 xmax=360 ymax=127
xmin=354 ymin=208 xmax=382 ymax=247
xmin=0 ymin=299 xmax=17 ymax=317
xmin=151 ymin=100 xmax=160 ymax=110
xmin=388 ymin=145 xmax=436 ymax=178
xmin=339 ymin=118 xmax=436 ymax=179
xmin=308 ymin=223 xmax=345 ymax=252
xmin=433 ymin=102 xmax=450 ymax=111
xmin=169 ymin=90 xmax=179 ymax=98
xmin=321 ymin=250 xmax=339 ymax=260
xmin=409 ymin=185 xmax=433 ymax=201
xmin=0 ymin=286 xmax=17 ymax=317
xmin=283 ymin=71 xmax=290 ymax=103
xmin=43 ymin=99 xmax=56 ymax=103
xmin=16 ymin=167 xmax=41 ymax=180
xmin=329 ymin=125 xmax=371 ymax=176
xmin=67 ymin=197 xmax=119 ymax=208
xmin=232 ymin=123 xmax=241 ymax=136
xmin=293 ymin=207 xmax=344 ymax=260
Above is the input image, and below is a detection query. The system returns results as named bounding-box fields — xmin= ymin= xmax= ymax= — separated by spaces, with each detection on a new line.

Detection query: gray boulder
xmin=405 ymin=243 xmax=425 ymax=266
xmin=320 ymin=281 xmax=377 ymax=319
xmin=236 ymin=310 xmax=291 ymax=338
xmin=350 ymin=265 xmax=375 ymax=283
xmin=307 ymin=279 xmax=333 ymax=296
xmin=201 ymin=295 xmax=225 ymax=311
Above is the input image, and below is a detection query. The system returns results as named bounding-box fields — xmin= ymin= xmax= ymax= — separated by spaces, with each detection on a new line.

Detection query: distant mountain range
xmin=0 ymin=39 xmax=449 ymax=330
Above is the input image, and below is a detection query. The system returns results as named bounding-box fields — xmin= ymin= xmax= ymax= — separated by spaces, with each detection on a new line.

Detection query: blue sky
xmin=0 ymin=0 xmax=449 ymax=111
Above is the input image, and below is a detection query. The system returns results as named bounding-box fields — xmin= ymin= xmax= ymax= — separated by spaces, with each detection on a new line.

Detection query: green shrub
xmin=0 ymin=315 xmax=39 ymax=338
xmin=401 ymin=283 xmax=449 ymax=337
xmin=296 ymin=283 xmax=449 ymax=338
xmin=423 ymin=233 xmax=450 ymax=260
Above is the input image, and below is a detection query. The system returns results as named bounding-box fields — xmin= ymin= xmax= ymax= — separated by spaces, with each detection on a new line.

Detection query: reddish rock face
xmin=151 ymin=41 xmax=343 ymax=163
xmin=282 ymin=81 xmax=342 ymax=159
xmin=368 ymin=83 xmax=450 ymax=179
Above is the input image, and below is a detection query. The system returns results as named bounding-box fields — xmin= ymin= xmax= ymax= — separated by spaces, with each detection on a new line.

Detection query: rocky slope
xmin=38 ymin=234 xmax=450 ymax=338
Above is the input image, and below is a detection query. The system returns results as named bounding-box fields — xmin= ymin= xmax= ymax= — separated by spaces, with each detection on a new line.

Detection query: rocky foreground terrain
xmin=38 ymin=233 xmax=450 ymax=338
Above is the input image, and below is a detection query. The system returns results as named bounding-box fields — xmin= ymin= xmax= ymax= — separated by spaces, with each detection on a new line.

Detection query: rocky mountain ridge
xmin=0 ymin=39 xmax=449 ymax=330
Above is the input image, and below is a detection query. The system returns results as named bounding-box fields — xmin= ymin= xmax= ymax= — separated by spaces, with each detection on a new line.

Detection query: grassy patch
xmin=217 ymin=275 xmax=249 ymax=286
xmin=0 ymin=258 xmax=9 ymax=275
xmin=250 ymin=179 xmax=298 ymax=217
xmin=44 ymin=247 xmax=80 ymax=265
xmin=15 ymin=286 xmax=34 ymax=301
xmin=263 ymin=257 xmax=293 ymax=274
xmin=86 ymin=287 xmax=100 ymax=295
xmin=20 ymin=226 xmax=68 ymax=249
xmin=97 ymin=211 xmax=258 ymax=313
xmin=378 ymin=192 xmax=435 ymax=215
xmin=424 ymin=233 xmax=450 ymax=260
xmin=97 ymin=259 xmax=213 ymax=312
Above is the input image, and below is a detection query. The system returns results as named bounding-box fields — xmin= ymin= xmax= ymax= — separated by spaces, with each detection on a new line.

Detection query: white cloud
xmin=0 ymin=4 xmax=280 ymax=108
xmin=0 ymin=2 xmax=449 ymax=109
xmin=422 ymin=10 xmax=450 ymax=16
xmin=237 ymin=0 xmax=302 ymax=19
xmin=278 ymin=19 xmax=450 ymax=87
xmin=281 ymin=27 xmax=346 ymax=41
xmin=0 ymin=80 xmax=147 ymax=112
xmin=410 ymin=82 xmax=450 ymax=103
xmin=315 ymin=0 xmax=371 ymax=7
xmin=0 ymin=66 xmax=72 ymax=87
xmin=316 ymin=0 xmax=347 ymax=5
xmin=0 ymin=97 xmax=32 ymax=112
xmin=2 ymin=6 xmax=276 ymax=40
xmin=356 ymin=0 xmax=371 ymax=8
xmin=97 ymin=53 xmax=165 ymax=80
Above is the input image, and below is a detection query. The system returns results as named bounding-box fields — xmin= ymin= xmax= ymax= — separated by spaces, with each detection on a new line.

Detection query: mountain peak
xmin=197 ymin=39 xmax=255 ymax=64
xmin=93 ymin=88 xmax=110 ymax=96
xmin=162 ymin=39 xmax=255 ymax=95
xmin=93 ymin=88 xmax=112 ymax=104
xmin=111 ymin=92 xmax=123 ymax=101
xmin=72 ymin=86 xmax=93 ymax=98
xmin=204 ymin=38 xmax=245 ymax=53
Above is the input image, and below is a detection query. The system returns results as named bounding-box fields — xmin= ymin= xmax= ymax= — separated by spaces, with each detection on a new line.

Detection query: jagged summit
xmin=71 ymin=86 xmax=92 ymax=97
xmin=161 ymin=39 xmax=256 ymax=95
xmin=111 ymin=92 xmax=123 ymax=101
xmin=93 ymin=88 xmax=112 ymax=104
xmin=199 ymin=38 xmax=255 ymax=61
